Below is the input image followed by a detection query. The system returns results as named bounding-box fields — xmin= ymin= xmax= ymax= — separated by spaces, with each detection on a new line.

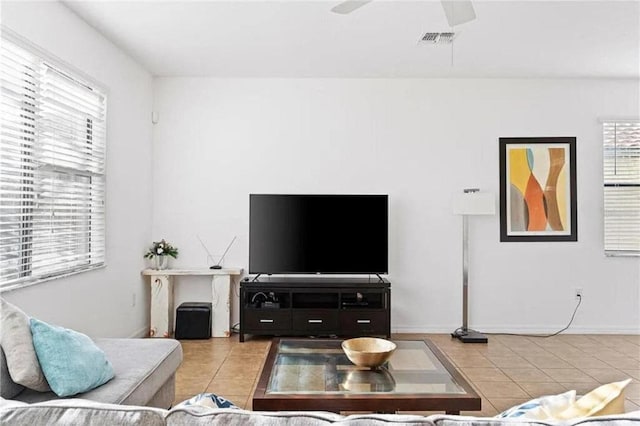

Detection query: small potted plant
xmin=144 ymin=239 xmax=178 ymax=270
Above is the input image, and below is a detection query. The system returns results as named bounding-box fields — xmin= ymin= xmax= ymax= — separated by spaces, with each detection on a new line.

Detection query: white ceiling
xmin=62 ymin=0 xmax=640 ymax=78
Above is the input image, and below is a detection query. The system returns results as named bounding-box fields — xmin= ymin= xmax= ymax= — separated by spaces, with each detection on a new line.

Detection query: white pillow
xmin=557 ymin=379 xmax=631 ymax=419
xmin=496 ymin=390 xmax=576 ymax=419
xmin=0 ymin=298 xmax=50 ymax=391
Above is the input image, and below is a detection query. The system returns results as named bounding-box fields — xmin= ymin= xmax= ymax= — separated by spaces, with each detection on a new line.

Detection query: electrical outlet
xmin=132 ymin=292 xmax=136 ymax=307
xmin=574 ymin=288 xmax=583 ymax=300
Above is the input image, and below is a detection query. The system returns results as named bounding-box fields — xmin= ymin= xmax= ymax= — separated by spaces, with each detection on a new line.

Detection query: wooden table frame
xmin=252 ymin=338 xmax=481 ymax=414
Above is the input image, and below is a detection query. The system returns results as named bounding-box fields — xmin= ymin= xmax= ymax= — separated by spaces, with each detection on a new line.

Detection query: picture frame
xmin=499 ymin=137 xmax=577 ymax=242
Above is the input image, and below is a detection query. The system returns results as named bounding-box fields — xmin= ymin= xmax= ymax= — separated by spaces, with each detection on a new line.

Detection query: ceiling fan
xmin=331 ymin=0 xmax=476 ymax=27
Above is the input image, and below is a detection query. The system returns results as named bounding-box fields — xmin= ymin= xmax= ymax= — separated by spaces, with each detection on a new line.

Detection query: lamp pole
xmin=452 ymin=188 xmax=489 ymax=343
xmin=462 ymin=210 xmax=469 ymax=333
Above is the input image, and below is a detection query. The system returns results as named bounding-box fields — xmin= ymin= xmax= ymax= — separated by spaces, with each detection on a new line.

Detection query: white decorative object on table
xmin=142 ymin=268 xmax=242 ymax=338
xmin=144 ymin=239 xmax=178 ymax=270
xmin=154 ymin=256 xmax=169 ymax=270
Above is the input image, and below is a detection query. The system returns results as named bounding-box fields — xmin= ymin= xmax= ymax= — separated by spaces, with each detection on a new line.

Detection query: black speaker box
xmin=175 ymin=302 xmax=212 ymax=339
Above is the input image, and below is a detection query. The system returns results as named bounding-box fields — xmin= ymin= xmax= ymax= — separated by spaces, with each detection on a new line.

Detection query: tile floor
xmin=173 ymin=333 xmax=640 ymax=416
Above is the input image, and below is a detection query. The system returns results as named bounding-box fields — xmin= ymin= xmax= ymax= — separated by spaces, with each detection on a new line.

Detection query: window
xmin=0 ymin=34 xmax=106 ymax=290
xmin=603 ymin=120 xmax=640 ymax=255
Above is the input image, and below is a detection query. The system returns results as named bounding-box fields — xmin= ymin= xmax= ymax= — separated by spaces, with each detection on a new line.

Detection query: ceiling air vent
xmin=420 ymin=32 xmax=457 ymax=44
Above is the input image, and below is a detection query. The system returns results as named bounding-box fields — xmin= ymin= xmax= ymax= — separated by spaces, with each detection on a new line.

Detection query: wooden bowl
xmin=341 ymin=337 xmax=397 ymax=369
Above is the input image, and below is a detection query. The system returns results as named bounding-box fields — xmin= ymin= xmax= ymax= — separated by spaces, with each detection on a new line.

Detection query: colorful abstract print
xmin=508 ymin=146 xmax=568 ymax=234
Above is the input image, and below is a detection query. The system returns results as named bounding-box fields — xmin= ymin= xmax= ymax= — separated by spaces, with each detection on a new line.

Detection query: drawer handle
xmin=259 ymin=319 xmax=274 ymax=323
xmin=357 ymin=319 xmax=371 ymax=324
xmin=308 ymin=319 xmax=323 ymax=324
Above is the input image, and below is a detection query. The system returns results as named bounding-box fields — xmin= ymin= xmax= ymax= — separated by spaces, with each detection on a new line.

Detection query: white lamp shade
xmin=453 ymin=192 xmax=496 ymax=215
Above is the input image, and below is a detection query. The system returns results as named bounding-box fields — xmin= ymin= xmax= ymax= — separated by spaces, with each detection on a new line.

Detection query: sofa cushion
xmin=30 ymin=318 xmax=115 ymax=397
xmin=0 ymin=347 xmax=24 ymax=399
xmin=0 ymin=298 xmax=49 ymax=391
xmin=92 ymin=338 xmax=182 ymax=406
xmin=0 ymin=398 xmax=166 ymax=425
xmin=1 ymin=400 xmax=639 ymax=426
xmin=431 ymin=412 xmax=640 ymax=425
xmin=13 ymin=338 xmax=182 ymax=407
xmin=165 ymin=407 xmax=436 ymax=425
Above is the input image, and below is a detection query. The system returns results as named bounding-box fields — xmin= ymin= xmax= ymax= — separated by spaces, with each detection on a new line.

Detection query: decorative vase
xmin=155 ymin=256 xmax=169 ymax=270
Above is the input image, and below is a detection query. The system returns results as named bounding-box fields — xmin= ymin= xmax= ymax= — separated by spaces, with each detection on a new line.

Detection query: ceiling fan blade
xmin=441 ymin=0 xmax=476 ymax=27
xmin=331 ymin=0 xmax=373 ymax=15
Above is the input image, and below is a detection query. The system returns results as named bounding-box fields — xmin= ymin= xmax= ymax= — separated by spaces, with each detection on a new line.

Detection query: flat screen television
xmin=249 ymin=194 xmax=388 ymax=275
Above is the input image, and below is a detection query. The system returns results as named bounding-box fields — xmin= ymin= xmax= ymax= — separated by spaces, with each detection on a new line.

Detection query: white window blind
xmin=603 ymin=121 xmax=640 ymax=256
xmin=0 ymin=35 xmax=106 ymax=290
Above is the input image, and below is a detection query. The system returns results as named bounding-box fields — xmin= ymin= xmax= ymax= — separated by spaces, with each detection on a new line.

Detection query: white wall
xmin=3 ymin=3 xmax=635 ymax=339
xmin=153 ymin=77 xmax=640 ymax=334
xmin=1 ymin=1 xmax=154 ymax=337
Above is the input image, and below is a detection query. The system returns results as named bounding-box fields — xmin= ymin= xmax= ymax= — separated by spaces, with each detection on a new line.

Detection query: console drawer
xmin=292 ymin=310 xmax=339 ymax=332
xmin=340 ymin=311 xmax=388 ymax=335
xmin=244 ymin=310 xmax=291 ymax=331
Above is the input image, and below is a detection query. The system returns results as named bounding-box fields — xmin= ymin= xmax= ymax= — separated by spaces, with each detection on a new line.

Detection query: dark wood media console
xmin=239 ymin=277 xmax=391 ymax=342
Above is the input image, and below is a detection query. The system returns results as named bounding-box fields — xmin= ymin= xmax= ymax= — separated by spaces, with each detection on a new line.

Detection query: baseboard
xmin=393 ymin=325 xmax=640 ymax=335
xmin=128 ymin=325 xmax=149 ymax=338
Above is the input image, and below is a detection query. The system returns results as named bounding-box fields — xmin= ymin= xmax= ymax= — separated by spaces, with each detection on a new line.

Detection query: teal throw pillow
xmin=30 ymin=318 xmax=114 ymax=397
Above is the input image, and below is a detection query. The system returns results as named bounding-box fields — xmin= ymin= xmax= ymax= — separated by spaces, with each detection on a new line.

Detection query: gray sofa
xmin=0 ymin=399 xmax=638 ymax=425
xmin=0 ymin=338 xmax=182 ymax=409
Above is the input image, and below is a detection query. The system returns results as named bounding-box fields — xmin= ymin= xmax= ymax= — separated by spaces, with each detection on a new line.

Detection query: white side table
xmin=142 ymin=268 xmax=242 ymax=338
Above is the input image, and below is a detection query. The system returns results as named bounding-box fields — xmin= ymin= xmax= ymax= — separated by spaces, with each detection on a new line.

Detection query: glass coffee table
xmin=252 ymin=338 xmax=481 ymax=414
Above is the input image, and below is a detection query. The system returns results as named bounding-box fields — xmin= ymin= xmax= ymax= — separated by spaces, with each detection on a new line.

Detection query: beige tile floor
xmin=173 ymin=333 xmax=640 ymax=416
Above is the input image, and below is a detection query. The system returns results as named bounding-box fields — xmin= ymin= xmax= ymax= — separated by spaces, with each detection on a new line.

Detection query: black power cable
xmin=481 ymin=294 xmax=582 ymax=338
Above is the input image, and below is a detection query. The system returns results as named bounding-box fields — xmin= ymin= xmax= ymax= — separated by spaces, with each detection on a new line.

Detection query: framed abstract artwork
xmin=499 ymin=137 xmax=577 ymax=242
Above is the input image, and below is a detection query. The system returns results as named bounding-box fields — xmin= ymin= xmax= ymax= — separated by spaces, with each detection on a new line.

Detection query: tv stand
xmin=239 ymin=277 xmax=391 ymax=342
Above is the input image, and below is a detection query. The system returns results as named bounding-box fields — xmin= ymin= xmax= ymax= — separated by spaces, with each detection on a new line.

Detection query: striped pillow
xmin=175 ymin=393 xmax=239 ymax=410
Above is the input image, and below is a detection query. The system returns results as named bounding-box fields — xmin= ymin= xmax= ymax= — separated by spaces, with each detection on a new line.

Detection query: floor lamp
xmin=451 ymin=188 xmax=495 ymax=343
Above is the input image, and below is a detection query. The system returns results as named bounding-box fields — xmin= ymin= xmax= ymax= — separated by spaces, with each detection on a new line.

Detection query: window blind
xmin=603 ymin=121 xmax=640 ymax=255
xmin=0 ymin=35 xmax=106 ymax=290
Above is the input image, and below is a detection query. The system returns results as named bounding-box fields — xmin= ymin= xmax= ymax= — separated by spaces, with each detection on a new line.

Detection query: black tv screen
xmin=249 ymin=194 xmax=388 ymax=274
